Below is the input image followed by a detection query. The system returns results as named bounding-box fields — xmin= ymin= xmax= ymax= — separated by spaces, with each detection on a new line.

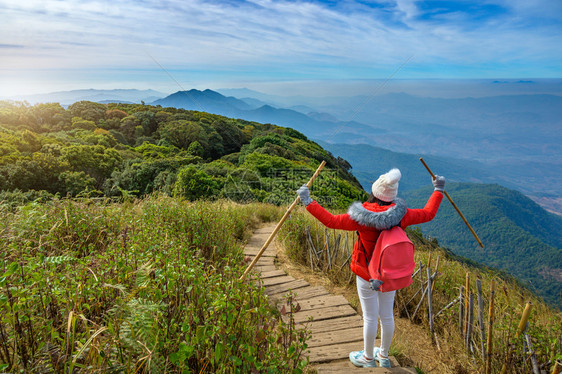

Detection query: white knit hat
xmin=371 ymin=168 xmax=401 ymax=202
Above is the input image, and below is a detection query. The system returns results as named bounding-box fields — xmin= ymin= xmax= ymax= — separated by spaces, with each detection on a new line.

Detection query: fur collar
xmin=347 ymin=198 xmax=407 ymax=230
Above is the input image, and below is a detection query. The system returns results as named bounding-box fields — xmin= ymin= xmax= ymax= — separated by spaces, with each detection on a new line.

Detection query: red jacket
xmin=306 ymin=191 xmax=443 ymax=281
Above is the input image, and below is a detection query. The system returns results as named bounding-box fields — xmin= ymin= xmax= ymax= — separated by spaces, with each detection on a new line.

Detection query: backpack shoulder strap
xmin=356 ymin=231 xmax=371 ymax=268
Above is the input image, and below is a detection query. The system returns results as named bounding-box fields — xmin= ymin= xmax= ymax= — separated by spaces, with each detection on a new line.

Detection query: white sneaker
xmin=374 ymin=347 xmax=391 ymax=368
xmin=349 ymin=350 xmax=377 ymax=367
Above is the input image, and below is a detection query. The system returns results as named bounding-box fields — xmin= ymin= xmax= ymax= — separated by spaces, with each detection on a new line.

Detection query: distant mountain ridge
xmin=317 ymin=141 xmax=497 ymax=191
xmin=151 ymin=89 xmax=375 ymax=136
xmin=8 ymin=89 xmax=166 ymax=105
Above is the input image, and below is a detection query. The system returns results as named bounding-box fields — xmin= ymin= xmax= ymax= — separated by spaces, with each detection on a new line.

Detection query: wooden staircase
xmin=244 ymin=225 xmax=417 ymax=373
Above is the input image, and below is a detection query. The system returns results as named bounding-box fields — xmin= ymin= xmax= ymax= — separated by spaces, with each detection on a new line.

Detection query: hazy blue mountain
xmin=219 ymin=90 xmax=561 ymax=185
xmin=216 ymin=87 xmax=313 ymax=108
xmin=309 ymin=92 xmax=562 ymax=161
xmin=403 ymin=183 xmax=562 ymax=308
xmin=317 ymin=141 xmax=497 ymax=190
xmin=9 ymin=89 xmax=166 ymax=105
xmin=98 ymin=100 xmax=135 ymax=104
xmin=239 ymin=97 xmax=269 ymax=110
xmin=152 ymin=89 xmax=253 ymax=115
xmin=304 ymin=111 xmax=340 ymax=122
xmin=151 ymin=89 xmax=375 ymax=136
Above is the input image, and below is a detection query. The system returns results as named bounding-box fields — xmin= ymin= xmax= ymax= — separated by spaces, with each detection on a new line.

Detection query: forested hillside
xmin=0 ymin=100 xmax=366 ymax=208
xmin=403 ymin=183 xmax=562 ymax=307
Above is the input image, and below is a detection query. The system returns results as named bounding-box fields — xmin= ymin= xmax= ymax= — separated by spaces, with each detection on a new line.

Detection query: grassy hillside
xmin=403 ymin=183 xmax=562 ymax=308
xmin=0 ymin=195 xmax=314 ymax=372
xmin=278 ymin=206 xmax=562 ymax=373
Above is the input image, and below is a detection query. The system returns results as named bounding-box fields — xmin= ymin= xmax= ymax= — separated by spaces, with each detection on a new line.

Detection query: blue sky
xmin=0 ymin=0 xmax=561 ymax=97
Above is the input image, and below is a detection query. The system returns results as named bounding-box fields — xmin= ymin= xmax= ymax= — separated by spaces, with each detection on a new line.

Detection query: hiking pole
xmin=240 ymin=160 xmax=327 ymax=281
xmin=419 ymin=158 xmax=484 ymax=248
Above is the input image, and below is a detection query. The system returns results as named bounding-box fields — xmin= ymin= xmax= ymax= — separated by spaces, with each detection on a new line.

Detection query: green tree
xmin=211 ymin=118 xmax=246 ymax=154
xmin=119 ymin=116 xmax=141 ymax=145
xmin=134 ymin=111 xmax=158 ymax=135
xmin=68 ymin=101 xmax=106 ymax=123
xmin=20 ymin=130 xmax=42 ymax=153
xmin=61 ymin=144 xmax=122 ymax=187
xmin=31 ymin=102 xmax=65 ymax=130
xmin=242 ymin=152 xmax=294 ymax=176
xmin=161 ymin=120 xmax=207 ymax=150
xmin=174 ymin=166 xmax=218 ymax=200
xmin=187 ymin=141 xmax=204 ymax=157
xmin=106 ymin=156 xmax=198 ymax=196
xmin=71 ymin=117 xmax=97 ymax=130
xmin=105 ymin=109 xmax=129 ymax=129
xmin=59 ymin=171 xmax=97 ymax=196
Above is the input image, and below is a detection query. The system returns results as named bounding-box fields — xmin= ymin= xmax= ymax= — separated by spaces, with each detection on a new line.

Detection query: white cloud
xmin=0 ymin=0 xmax=560 ymax=96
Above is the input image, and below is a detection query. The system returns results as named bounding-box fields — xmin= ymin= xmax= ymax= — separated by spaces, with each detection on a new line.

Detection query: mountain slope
xmin=152 ymin=89 xmax=254 ymax=114
xmin=403 ymin=183 xmax=562 ymax=307
xmin=0 ymin=99 xmax=366 ymax=210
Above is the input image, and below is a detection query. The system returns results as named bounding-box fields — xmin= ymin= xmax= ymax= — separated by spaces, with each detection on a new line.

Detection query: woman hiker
xmin=296 ymin=168 xmax=445 ymax=368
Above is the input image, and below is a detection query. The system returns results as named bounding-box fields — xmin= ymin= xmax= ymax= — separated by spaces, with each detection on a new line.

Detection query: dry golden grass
xmin=273 ymin=208 xmax=562 ymax=374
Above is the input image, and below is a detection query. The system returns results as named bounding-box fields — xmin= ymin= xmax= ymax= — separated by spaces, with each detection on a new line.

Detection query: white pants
xmin=356 ymin=275 xmax=395 ymax=358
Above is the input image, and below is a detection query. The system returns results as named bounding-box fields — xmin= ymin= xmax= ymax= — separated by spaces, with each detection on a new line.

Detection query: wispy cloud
xmin=0 ymin=0 xmax=560 ymax=95
xmin=0 ymin=43 xmax=24 ymax=48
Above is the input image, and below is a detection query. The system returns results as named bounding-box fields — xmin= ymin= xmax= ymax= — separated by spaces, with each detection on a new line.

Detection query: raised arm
xmin=297 ymin=185 xmax=360 ymax=231
xmin=401 ymin=176 xmax=445 ymax=227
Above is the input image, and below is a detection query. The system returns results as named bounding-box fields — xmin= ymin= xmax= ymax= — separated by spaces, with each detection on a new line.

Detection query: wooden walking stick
xmin=419 ymin=158 xmax=484 ymax=248
xmin=552 ymin=361 xmax=561 ymax=374
xmin=240 ymin=160 xmax=327 ymax=281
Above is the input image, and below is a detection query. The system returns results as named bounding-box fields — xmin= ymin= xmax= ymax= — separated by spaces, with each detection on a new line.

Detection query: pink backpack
xmin=359 ymin=226 xmax=416 ymax=292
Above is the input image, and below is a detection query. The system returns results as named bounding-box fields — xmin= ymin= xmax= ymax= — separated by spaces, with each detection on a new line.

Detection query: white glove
xmin=297 ymin=185 xmax=313 ymax=206
xmin=433 ymin=175 xmax=445 ymax=192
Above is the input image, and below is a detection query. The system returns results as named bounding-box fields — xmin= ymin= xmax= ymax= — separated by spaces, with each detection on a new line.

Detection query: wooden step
xmin=244 ymin=248 xmax=277 ymax=256
xmin=290 ymin=294 xmax=350 ymax=311
xmin=314 ymin=359 xmax=417 ymax=373
xmin=265 ymin=279 xmax=310 ymax=296
xmin=259 ymin=269 xmax=287 ymax=278
xmin=287 ymin=303 xmax=358 ymax=324
xmin=302 ymin=315 xmax=363 ymax=334
xmin=269 ymin=285 xmax=331 ymax=303
xmin=252 ymin=265 xmax=278 ymax=273
xmin=307 ymin=326 xmax=363 ymax=348
xmin=258 ymin=275 xmax=296 ymax=287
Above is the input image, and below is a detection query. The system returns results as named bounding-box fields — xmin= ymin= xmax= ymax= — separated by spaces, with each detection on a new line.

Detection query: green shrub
xmin=0 ymin=197 xmax=308 ymax=373
xmin=174 ymin=166 xmax=219 ymax=200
